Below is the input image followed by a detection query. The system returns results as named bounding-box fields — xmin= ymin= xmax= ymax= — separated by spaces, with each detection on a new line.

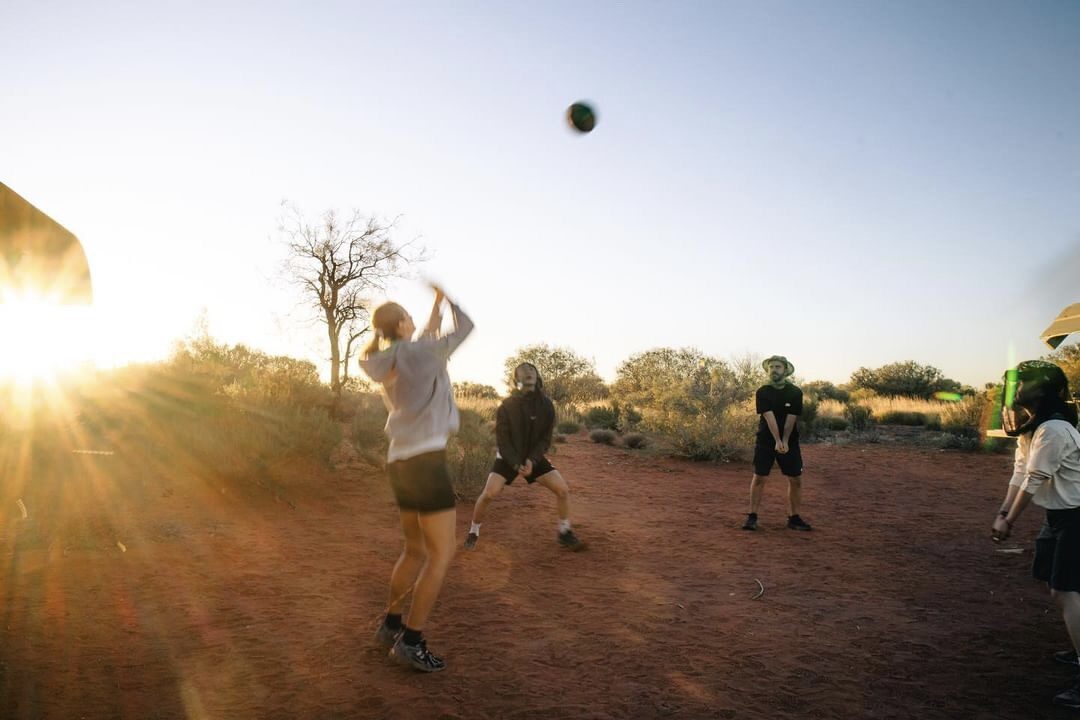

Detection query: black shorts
xmin=491 ymin=456 xmax=556 ymax=485
xmin=1033 ymin=508 xmax=1080 ymax=592
xmin=386 ymin=450 xmax=456 ymax=513
xmin=753 ymin=437 xmax=803 ymax=477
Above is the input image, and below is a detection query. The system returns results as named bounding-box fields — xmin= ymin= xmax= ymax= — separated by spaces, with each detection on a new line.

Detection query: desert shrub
xmin=73 ymin=342 xmax=343 ymax=484
xmin=623 ymin=432 xmax=649 ymax=449
xmin=447 ymin=409 xmax=496 ymax=501
xmin=554 ymin=433 xmax=568 ymax=444
xmin=612 ymin=401 xmax=643 ymax=431
xmin=502 ymin=345 xmax=608 ymax=403
xmin=942 ymin=396 xmax=983 ymax=435
xmin=849 ymin=361 xmax=966 ymax=399
xmin=816 ymin=399 xmax=845 ymax=419
xmin=610 ymin=348 xmax=761 ymax=460
xmin=351 ymin=392 xmax=388 ymax=460
xmin=853 ymin=428 xmax=882 ymax=443
xmin=800 ymin=395 xmax=819 ymax=433
xmin=878 ymin=410 xmax=927 ymax=426
xmin=924 ymin=413 xmax=942 ymax=431
xmin=557 ymin=420 xmax=582 ymax=434
xmin=803 ymin=380 xmax=850 ymax=403
xmin=453 ymin=382 xmax=501 ymax=400
xmin=820 ymin=416 xmax=849 ymax=431
xmin=456 ymin=395 xmax=500 ymax=422
xmin=585 ymin=405 xmax=620 ymax=430
xmin=590 ymin=429 xmax=617 ymax=445
xmin=652 ymin=400 xmax=758 ymax=462
xmin=938 ymin=432 xmax=982 ymax=451
xmin=844 ymin=403 xmax=873 ymax=431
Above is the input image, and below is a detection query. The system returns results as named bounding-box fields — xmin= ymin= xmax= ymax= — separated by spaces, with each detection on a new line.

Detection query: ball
xmin=567 ymin=102 xmax=597 ymax=133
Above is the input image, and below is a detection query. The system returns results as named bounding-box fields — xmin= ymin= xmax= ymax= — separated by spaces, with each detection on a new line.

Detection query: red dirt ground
xmin=0 ymin=435 xmax=1074 ymax=719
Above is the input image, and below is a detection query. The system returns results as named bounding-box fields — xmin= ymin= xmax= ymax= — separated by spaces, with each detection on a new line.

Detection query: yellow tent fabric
xmin=0 ymin=181 xmax=93 ymax=304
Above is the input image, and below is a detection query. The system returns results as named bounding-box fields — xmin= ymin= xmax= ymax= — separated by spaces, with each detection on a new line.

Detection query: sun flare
xmin=0 ymin=290 xmax=95 ymax=385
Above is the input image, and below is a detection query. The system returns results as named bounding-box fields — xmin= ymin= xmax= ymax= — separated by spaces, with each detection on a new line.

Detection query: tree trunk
xmin=326 ymin=310 xmax=341 ymax=417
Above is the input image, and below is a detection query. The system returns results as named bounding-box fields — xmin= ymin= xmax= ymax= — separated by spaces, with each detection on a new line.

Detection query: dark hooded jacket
xmin=495 ymin=369 xmax=556 ymax=470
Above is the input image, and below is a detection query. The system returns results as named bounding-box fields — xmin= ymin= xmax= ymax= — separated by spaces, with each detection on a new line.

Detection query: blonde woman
xmin=359 ymin=285 xmax=473 ymax=672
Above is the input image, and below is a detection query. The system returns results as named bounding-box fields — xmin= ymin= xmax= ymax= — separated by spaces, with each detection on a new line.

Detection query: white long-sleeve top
xmin=1008 ymin=419 xmax=1080 ymax=510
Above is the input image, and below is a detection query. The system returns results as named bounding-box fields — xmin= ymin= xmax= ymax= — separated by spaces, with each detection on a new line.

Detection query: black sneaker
xmin=558 ymin=529 xmax=585 ymax=551
xmin=1055 ymin=650 xmax=1080 ymax=667
xmin=374 ymin=622 xmax=400 ymax=649
xmin=1054 ymin=678 xmax=1080 ymax=709
xmin=463 ymin=532 xmax=478 ymax=551
xmin=787 ymin=515 xmax=813 ymax=531
xmin=742 ymin=513 xmax=758 ymax=531
xmin=390 ymin=637 xmax=446 ymax=673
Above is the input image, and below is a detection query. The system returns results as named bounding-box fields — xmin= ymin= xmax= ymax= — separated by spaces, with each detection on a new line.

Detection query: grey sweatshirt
xmin=359 ymin=302 xmax=474 ymax=463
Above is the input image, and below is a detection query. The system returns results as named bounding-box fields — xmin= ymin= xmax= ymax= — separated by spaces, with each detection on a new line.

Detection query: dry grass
xmin=817 ymin=396 xmax=955 ymax=419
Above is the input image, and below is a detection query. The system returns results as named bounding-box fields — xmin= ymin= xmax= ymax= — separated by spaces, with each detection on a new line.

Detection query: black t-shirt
xmin=755 ymin=383 xmax=803 ymax=440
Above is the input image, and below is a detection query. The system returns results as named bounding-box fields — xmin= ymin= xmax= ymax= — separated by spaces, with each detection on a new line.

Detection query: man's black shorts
xmin=1033 ymin=507 xmax=1080 ymax=592
xmin=491 ymin=456 xmax=556 ymax=485
xmin=753 ymin=437 xmax=803 ymax=477
xmin=386 ymin=450 xmax=456 ymax=513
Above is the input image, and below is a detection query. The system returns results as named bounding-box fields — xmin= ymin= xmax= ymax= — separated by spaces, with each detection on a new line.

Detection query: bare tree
xmin=279 ymin=203 xmax=419 ymax=411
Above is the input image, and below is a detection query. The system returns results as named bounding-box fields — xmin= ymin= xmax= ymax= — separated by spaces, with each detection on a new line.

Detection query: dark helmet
xmin=1001 ymin=360 xmax=1074 ymax=436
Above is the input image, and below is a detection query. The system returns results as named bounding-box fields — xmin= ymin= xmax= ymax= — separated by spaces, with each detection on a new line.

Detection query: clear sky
xmin=2 ymin=0 xmax=1077 ymax=389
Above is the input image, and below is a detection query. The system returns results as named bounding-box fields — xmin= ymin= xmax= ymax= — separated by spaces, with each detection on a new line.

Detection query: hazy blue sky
xmin=2 ymin=0 xmax=1077 ymax=388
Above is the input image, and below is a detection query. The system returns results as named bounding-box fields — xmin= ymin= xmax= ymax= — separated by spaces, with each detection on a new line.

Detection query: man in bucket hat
xmin=742 ymin=355 xmax=813 ymax=531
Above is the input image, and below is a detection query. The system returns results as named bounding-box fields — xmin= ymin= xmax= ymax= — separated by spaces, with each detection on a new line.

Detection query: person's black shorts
xmin=491 ymin=456 xmax=556 ymax=485
xmin=753 ymin=437 xmax=803 ymax=477
xmin=386 ymin=450 xmax=456 ymax=513
xmin=1033 ymin=508 xmax=1080 ymax=592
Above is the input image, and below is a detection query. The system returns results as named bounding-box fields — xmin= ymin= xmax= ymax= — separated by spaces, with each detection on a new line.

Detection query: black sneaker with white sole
xmin=390 ymin=637 xmax=446 ymax=673
xmin=742 ymin=513 xmax=758 ymax=531
xmin=558 ymin=529 xmax=585 ymax=551
xmin=1054 ymin=678 xmax=1080 ymax=709
xmin=787 ymin=514 xmax=813 ymax=531
xmin=1055 ymin=650 xmax=1080 ymax=667
xmin=463 ymin=532 xmax=478 ymax=551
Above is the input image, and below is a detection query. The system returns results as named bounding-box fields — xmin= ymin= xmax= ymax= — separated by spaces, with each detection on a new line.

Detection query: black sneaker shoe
xmin=463 ymin=532 xmax=478 ymax=551
xmin=1054 ymin=678 xmax=1080 ymax=709
xmin=374 ymin=622 xmax=400 ymax=649
xmin=558 ymin=529 xmax=585 ymax=551
xmin=390 ymin=637 xmax=446 ymax=673
xmin=742 ymin=513 xmax=758 ymax=531
xmin=1055 ymin=650 xmax=1080 ymax=667
xmin=787 ymin=515 xmax=813 ymax=531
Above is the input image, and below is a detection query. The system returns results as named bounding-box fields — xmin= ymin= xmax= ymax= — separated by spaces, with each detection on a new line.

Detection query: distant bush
xmin=447 ymin=408 xmax=495 ymax=501
xmin=585 ymin=405 xmax=620 ymax=430
xmin=820 ymin=416 xmax=849 ymax=431
xmin=503 ymin=344 xmax=609 ymax=403
xmin=925 ymin=413 xmax=942 ymax=431
xmin=456 ymin=395 xmax=500 ymax=422
xmin=844 ymin=403 xmax=873 ymax=431
xmin=623 ymin=432 xmax=649 ymax=449
xmin=942 ymin=397 xmax=983 ymax=435
xmin=938 ymin=433 xmax=982 ymax=451
xmin=803 ymin=380 xmax=850 ymax=403
xmin=849 ymin=361 xmax=967 ymax=400
xmin=878 ymin=410 xmax=927 ymax=426
xmin=454 ymin=382 xmax=501 ymax=400
xmin=351 ymin=392 xmax=388 ymax=462
xmin=553 ymin=433 xmax=568 ymax=444
xmin=590 ymin=429 xmax=618 ymax=445
xmin=557 ymin=420 xmax=582 ymax=434
xmin=800 ymin=395 xmax=819 ymax=432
